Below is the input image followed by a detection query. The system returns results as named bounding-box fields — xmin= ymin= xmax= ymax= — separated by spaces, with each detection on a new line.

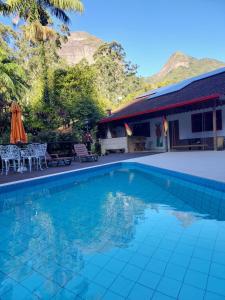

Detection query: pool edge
xmin=1 ymin=160 xmax=225 ymax=193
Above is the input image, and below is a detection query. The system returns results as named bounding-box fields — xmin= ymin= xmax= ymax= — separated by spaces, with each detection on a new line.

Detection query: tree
xmin=0 ymin=24 xmax=27 ymax=141
xmin=0 ymin=49 xmax=27 ymax=102
xmin=50 ymin=61 xmax=104 ymax=139
xmin=93 ymin=41 xmax=140 ymax=107
xmin=6 ymin=0 xmax=84 ymax=25
xmin=15 ymin=31 xmax=67 ymax=133
xmin=0 ymin=24 xmax=27 ymax=103
xmin=0 ymin=0 xmax=10 ymax=15
xmin=6 ymin=0 xmax=84 ymax=105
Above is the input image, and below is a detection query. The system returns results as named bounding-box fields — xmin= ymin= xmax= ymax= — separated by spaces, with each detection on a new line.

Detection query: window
xmin=191 ymin=110 xmax=222 ymax=133
xmin=132 ymin=122 xmax=150 ymax=137
xmin=192 ymin=113 xmax=202 ymax=132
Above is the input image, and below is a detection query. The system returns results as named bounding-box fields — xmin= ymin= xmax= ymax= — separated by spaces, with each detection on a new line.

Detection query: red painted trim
xmin=99 ymin=93 xmax=221 ymax=124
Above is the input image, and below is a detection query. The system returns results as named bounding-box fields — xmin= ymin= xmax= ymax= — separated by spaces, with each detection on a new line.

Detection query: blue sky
xmin=68 ymin=0 xmax=225 ymax=76
xmin=1 ymin=0 xmax=225 ymax=77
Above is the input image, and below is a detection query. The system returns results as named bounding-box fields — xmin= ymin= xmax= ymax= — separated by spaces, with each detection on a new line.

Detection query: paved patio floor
xmin=1 ymin=150 xmax=225 ymax=185
xmin=128 ymin=150 xmax=225 ymax=183
xmin=0 ymin=152 xmax=153 ymax=185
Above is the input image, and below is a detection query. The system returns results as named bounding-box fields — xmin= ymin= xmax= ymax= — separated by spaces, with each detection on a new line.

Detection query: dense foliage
xmin=93 ymin=41 xmax=140 ymax=106
xmin=0 ymin=21 xmax=143 ymax=143
xmin=0 ymin=0 xmax=169 ymax=144
xmin=0 ymin=23 xmax=27 ymax=141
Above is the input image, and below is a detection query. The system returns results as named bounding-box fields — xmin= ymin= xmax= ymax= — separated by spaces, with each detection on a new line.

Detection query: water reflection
xmin=171 ymin=211 xmax=198 ymax=228
xmin=0 ymin=167 xmax=225 ymax=298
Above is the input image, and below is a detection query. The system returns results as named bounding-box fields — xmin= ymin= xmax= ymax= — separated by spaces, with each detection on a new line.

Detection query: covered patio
xmin=99 ymin=95 xmax=225 ymax=154
xmin=99 ymin=68 xmax=225 ymax=154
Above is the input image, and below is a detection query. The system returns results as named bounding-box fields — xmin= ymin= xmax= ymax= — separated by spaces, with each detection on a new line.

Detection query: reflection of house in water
xmin=135 ymin=166 xmax=225 ymax=222
xmin=172 ymin=211 xmax=198 ymax=227
xmin=149 ymin=203 xmax=160 ymax=213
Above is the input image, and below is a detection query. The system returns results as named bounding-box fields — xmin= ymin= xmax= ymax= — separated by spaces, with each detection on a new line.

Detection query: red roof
xmin=100 ymin=70 xmax=225 ymax=123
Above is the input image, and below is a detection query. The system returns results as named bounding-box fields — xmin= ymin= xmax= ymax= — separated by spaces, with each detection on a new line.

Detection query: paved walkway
xmin=128 ymin=151 xmax=225 ymax=183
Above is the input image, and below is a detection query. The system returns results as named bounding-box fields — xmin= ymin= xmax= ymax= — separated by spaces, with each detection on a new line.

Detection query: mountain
xmin=147 ymin=51 xmax=225 ymax=84
xmin=58 ymin=31 xmax=103 ymax=65
xmin=58 ymin=34 xmax=225 ymax=85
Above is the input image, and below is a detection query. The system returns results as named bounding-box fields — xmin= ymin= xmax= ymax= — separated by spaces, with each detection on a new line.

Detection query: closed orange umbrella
xmin=10 ymin=102 xmax=27 ymax=144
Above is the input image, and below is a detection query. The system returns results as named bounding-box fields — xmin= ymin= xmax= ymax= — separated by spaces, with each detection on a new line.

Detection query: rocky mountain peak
xmin=58 ymin=31 xmax=103 ymax=65
xmin=148 ymin=51 xmax=225 ymax=84
xmin=156 ymin=51 xmax=193 ymax=79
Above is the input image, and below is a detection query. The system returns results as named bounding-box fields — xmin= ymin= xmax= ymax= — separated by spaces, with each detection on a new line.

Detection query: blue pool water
xmin=0 ymin=163 xmax=225 ymax=300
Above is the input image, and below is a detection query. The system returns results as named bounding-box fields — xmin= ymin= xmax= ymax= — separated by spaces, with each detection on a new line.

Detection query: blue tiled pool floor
xmin=0 ymin=163 xmax=225 ymax=299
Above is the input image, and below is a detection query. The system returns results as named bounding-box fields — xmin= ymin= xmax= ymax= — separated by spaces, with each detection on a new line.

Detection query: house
xmin=98 ymin=67 xmax=225 ymax=154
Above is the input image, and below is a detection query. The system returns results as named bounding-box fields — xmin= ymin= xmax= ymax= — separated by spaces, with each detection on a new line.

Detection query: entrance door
xmin=169 ymin=120 xmax=179 ymax=148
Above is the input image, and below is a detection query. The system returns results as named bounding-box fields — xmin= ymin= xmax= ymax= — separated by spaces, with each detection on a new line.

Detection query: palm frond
xmin=24 ymin=21 xmax=56 ymax=42
xmin=0 ymin=0 xmax=11 ymax=15
xmin=7 ymin=0 xmax=83 ymax=25
xmin=0 ymin=58 xmax=28 ymax=99
xmin=49 ymin=6 xmax=70 ymax=23
xmin=6 ymin=0 xmax=24 ymax=8
xmin=48 ymin=0 xmax=84 ymax=12
xmin=0 ymin=71 xmax=16 ymax=92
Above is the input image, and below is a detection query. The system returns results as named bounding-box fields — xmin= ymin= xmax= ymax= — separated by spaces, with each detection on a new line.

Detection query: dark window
xmin=132 ymin=122 xmax=150 ymax=137
xmin=217 ymin=110 xmax=222 ymax=130
xmin=192 ymin=110 xmax=222 ymax=133
xmin=204 ymin=111 xmax=213 ymax=131
xmin=192 ymin=113 xmax=202 ymax=132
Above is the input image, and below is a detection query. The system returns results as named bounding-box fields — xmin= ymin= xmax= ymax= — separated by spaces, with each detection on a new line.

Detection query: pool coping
xmin=0 ymin=161 xmax=125 ymax=188
xmin=1 ymin=160 xmax=225 ymax=194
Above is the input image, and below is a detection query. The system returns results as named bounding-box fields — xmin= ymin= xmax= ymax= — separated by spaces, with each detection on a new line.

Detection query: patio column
xmin=213 ymin=103 xmax=217 ymax=151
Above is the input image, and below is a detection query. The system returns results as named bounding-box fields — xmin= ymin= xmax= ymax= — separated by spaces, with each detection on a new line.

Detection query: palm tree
xmin=7 ymin=0 xmax=84 ymax=104
xmin=21 ymin=22 xmax=57 ymax=104
xmin=0 ymin=0 xmax=10 ymax=15
xmin=0 ymin=48 xmax=27 ymax=101
xmin=7 ymin=0 xmax=84 ymax=63
xmin=0 ymin=24 xmax=27 ymax=100
xmin=6 ymin=0 xmax=84 ymax=25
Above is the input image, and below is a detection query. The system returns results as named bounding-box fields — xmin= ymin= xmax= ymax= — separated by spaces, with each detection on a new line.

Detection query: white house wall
xmin=167 ymin=105 xmax=225 ymax=139
xmin=128 ymin=105 xmax=225 ymax=151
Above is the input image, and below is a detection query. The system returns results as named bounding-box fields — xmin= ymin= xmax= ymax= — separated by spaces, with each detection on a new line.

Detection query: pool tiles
xmin=0 ymin=164 xmax=225 ymax=299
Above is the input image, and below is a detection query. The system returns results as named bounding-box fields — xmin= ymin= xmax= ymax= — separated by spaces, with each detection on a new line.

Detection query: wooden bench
xmin=172 ymin=144 xmax=208 ymax=151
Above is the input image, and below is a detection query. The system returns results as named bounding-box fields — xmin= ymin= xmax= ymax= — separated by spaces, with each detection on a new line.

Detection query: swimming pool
xmin=0 ymin=162 xmax=225 ymax=300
